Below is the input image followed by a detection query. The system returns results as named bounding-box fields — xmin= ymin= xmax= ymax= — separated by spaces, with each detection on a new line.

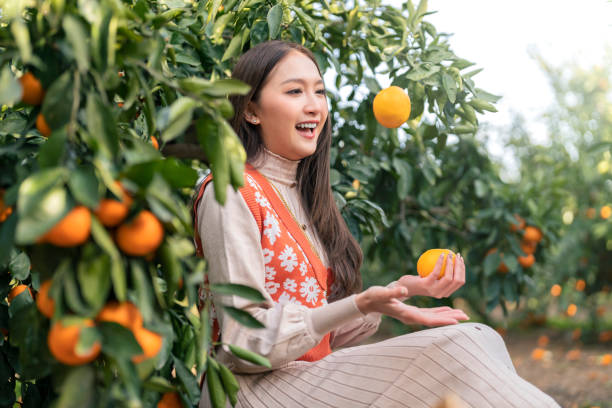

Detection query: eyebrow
xmin=280 ymin=78 xmax=325 ymax=86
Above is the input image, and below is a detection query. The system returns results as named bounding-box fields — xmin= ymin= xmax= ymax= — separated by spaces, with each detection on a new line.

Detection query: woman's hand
xmin=355 ymin=285 xmax=469 ymax=326
xmin=397 ymin=253 xmax=466 ymax=299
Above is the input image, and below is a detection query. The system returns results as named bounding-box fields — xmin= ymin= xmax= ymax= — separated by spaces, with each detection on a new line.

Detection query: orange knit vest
xmin=193 ymin=164 xmax=333 ymax=362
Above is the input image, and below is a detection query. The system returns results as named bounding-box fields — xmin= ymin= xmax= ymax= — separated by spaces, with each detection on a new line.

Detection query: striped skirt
xmin=199 ymin=323 xmax=560 ymax=408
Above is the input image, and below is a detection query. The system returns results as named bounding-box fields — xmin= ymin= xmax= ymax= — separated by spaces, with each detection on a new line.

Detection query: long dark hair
xmin=208 ymin=40 xmax=363 ymax=302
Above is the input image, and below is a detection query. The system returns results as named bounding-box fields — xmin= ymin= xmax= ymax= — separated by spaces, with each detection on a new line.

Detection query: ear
xmin=245 ymin=102 xmax=260 ymax=124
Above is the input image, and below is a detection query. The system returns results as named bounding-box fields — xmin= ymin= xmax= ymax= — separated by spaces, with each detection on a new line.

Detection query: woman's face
xmin=247 ymin=51 xmax=328 ymax=161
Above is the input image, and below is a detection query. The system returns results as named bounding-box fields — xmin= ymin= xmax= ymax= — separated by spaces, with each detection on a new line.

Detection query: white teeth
xmin=296 ymin=123 xmax=317 ymax=129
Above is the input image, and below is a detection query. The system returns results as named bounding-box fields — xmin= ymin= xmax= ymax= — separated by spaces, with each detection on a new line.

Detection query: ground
xmin=504 ymin=328 xmax=612 ymax=408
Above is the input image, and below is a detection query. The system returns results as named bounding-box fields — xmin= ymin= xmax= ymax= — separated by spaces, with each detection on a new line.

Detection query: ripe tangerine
xmin=39 ymin=206 xmax=92 ymax=247
xmin=373 ymin=86 xmax=411 ymax=128
xmin=8 ymin=284 xmax=33 ymax=304
xmin=132 ymin=326 xmax=163 ymax=363
xmin=158 ymin=392 xmax=182 ymax=408
xmin=523 ymin=226 xmax=542 ymax=243
xmin=116 ymin=210 xmax=164 ymax=256
xmin=416 ymin=249 xmax=455 ymax=279
xmin=36 ymin=113 xmax=52 ymax=137
xmin=509 ymin=214 xmax=525 ymax=232
xmin=47 ymin=319 xmax=101 ymax=365
xmin=97 ymin=301 xmax=143 ymax=330
xmin=36 ymin=280 xmax=55 ymax=318
xmin=19 ymin=72 xmax=44 ymax=105
xmin=517 ymin=253 xmax=535 ymax=268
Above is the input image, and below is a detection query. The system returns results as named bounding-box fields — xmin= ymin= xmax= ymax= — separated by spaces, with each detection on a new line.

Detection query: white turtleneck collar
xmin=250 ymin=147 xmax=300 ymax=187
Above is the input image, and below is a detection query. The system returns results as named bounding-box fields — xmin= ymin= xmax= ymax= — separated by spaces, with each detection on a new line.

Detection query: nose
xmin=303 ymin=91 xmax=324 ymax=116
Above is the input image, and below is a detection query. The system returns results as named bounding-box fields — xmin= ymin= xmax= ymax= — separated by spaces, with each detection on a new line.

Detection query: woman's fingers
xmin=428 ymin=254 xmax=446 ymax=281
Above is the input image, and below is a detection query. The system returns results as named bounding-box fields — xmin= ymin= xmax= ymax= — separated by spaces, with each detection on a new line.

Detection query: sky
xmin=419 ymin=0 xmax=612 ymax=147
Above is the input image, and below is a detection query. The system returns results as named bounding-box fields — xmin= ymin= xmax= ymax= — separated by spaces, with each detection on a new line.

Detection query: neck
xmin=250 ymin=147 xmax=300 ymax=187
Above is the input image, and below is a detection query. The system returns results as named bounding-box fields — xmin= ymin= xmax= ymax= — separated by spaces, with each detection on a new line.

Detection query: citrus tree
xmin=498 ymin=56 xmax=612 ymax=336
xmin=0 ymin=0 xmax=549 ymax=406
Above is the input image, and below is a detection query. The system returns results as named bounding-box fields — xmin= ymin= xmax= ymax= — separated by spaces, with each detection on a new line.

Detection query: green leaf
xmin=468 ymin=98 xmax=497 ymax=113
xmin=441 ymin=72 xmax=457 ymax=104
xmin=90 ymin=217 xmax=126 ymax=301
xmin=68 ymin=165 xmax=101 ymax=208
xmin=38 ymin=129 xmax=67 ymax=168
xmin=173 ymin=356 xmax=201 ymax=405
xmin=63 ymin=15 xmax=90 ymax=72
xmin=11 ymin=20 xmax=32 ymax=63
xmin=222 ymin=35 xmax=243 ymax=62
xmin=392 ymin=158 xmax=412 ymax=200
xmin=41 ymin=72 xmax=74 ymax=130
xmin=218 ymin=363 xmax=239 ymax=406
xmin=209 ymin=283 xmax=266 ymax=302
xmin=77 ymin=253 xmax=111 ymax=311
xmin=267 ymin=4 xmax=282 ymax=39
xmin=483 ymin=250 xmax=501 ymax=277
xmin=55 ymin=366 xmax=95 ymax=408
xmin=158 ymin=158 xmax=199 ymax=189
xmin=227 ymin=344 xmax=271 ymax=368
xmin=158 ymin=97 xmax=197 ymax=143
xmin=292 ymin=6 xmax=315 ymax=40
xmin=98 ymin=322 xmax=142 ymax=360
xmin=206 ymin=359 xmax=227 ymax=408
xmin=0 ymin=66 xmax=22 ymax=105
xmin=159 ymin=243 xmax=181 ymax=302
xmin=179 ymin=78 xmax=250 ymax=97
xmin=92 ymin=10 xmax=112 ymax=71
xmin=0 ymin=213 xmax=18 ymax=265
xmin=9 ymin=251 xmax=30 ymax=281
xmin=130 ymin=260 xmax=154 ymax=324
xmin=86 ymin=93 xmax=119 ymax=157
xmin=196 ymin=116 xmax=228 ymax=204
xmin=222 ymin=306 xmax=264 ymax=329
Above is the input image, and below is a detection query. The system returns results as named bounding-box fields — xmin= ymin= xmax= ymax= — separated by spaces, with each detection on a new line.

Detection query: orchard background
xmin=0 ymin=0 xmax=610 ymax=407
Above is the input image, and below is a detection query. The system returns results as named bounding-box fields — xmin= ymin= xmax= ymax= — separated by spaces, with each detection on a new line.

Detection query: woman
xmin=194 ymin=40 xmax=560 ymax=408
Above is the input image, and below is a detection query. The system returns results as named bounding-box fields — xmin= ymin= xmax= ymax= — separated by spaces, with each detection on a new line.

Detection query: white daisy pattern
xmin=277 ymin=291 xmax=302 ymax=306
xmin=265 ymin=281 xmax=280 ymax=295
xmin=254 ymin=191 xmax=271 ymax=209
xmin=299 ymin=277 xmax=320 ymax=305
xmin=283 ymin=278 xmax=297 ymax=292
xmin=247 ymin=175 xmax=259 ymax=189
xmin=278 ymin=245 xmax=298 ymax=272
xmin=265 ymin=266 xmax=276 ymax=281
xmin=262 ymin=248 xmax=274 ymax=265
xmin=263 ymin=211 xmax=281 ymax=245
xmin=299 ymin=262 xmax=308 ymax=277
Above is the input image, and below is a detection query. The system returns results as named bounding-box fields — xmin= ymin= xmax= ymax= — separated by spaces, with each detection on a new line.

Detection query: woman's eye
xmin=316 ymin=89 xmax=327 ymax=95
xmin=288 ymin=89 xmax=302 ymax=94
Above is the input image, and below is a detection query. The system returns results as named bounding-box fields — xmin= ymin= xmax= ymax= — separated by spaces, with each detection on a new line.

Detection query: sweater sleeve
xmin=198 ymin=181 xmax=363 ymax=373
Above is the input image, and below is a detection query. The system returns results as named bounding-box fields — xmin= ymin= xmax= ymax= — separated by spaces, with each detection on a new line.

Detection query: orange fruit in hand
xmin=132 ymin=326 xmax=163 ymax=363
xmin=116 ymin=210 xmax=164 ymax=256
xmin=601 ymin=205 xmax=611 ymax=219
xmin=39 ymin=206 xmax=91 ymax=247
xmin=36 ymin=280 xmax=55 ymax=318
xmin=517 ymin=253 xmax=535 ymax=268
xmin=47 ymin=319 xmax=101 ymax=365
xmin=36 ymin=113 xmax=52 ymax=137
xmin=8 ymin=284 xmax=33 ymax=304
xmin=158 ymin=391 xmax=182 ymax=408
xmin=19 ymin=72 xmax=44 ymax=105
xmin=509 ymin=214 xmax=525 ymax=232
xmin=373 ymin=86 xmax=411 ymax=128
xmin=523 ymin=226 xmax=542 ymax=243
xmin=417 ymin=249 xmax=456 ymax=279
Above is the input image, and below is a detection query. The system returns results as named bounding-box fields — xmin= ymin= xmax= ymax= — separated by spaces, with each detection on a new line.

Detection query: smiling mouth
xmin=295 ymin=124 xmax=318 ymax=138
